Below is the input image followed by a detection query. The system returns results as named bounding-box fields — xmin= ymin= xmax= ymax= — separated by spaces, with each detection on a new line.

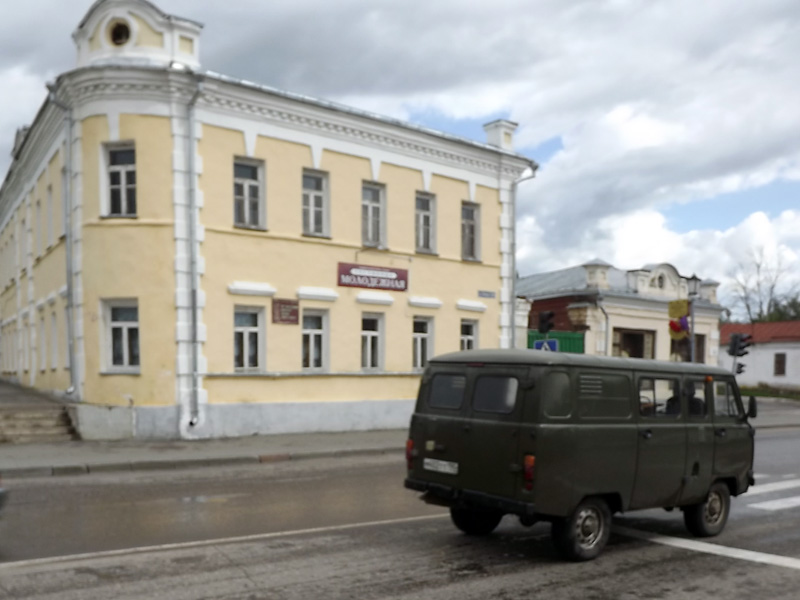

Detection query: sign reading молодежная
xmin=337 ymin=263 xmax=408 ymax=291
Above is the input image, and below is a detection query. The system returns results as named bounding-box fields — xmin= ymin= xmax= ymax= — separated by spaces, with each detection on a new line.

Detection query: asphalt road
xmin=1 ymin=429 xmax=799 ymax=599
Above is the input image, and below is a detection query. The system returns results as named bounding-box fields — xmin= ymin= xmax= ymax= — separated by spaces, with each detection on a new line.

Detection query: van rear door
xmin=459 ymin=366 xmax=531 ymax=500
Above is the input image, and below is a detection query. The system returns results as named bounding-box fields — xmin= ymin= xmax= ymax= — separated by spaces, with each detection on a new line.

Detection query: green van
xmin=404 ymin=350 xmax=757 ymax=561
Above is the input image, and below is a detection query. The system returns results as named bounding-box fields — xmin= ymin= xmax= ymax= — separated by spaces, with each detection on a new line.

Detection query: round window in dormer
xmin=109 ymin=21 xmax=131 ymax=46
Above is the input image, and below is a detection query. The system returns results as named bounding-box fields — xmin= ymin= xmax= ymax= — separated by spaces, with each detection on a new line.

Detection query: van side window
xmin=428 ymin=374 xmax=466 ymax=410
xmin=541 ymin=372 xmax=572 ymax=418
xmin=684 ymin=379 xmax=707 ymax=417
xmin=578 ymin=374 xmax=631 ymax=418
xmin=639 ymin=378 xmax=680 ymax=417
xmin=712 ymin=381 xmax=742 ymax=418
xmin=473 ymin=376 xmax=518 ymax=414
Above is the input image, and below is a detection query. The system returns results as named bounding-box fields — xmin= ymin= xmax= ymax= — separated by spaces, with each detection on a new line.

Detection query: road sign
xmin=533 ymin=339 xmax=559 ymax=352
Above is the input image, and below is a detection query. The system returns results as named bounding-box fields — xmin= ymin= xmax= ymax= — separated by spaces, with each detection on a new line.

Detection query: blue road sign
xmin=533 ymin=339 xmax=559 ymax=352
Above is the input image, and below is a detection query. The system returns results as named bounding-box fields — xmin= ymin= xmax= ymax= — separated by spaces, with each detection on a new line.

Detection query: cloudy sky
xmin=2 ymin=0 xmax=799 ymax=315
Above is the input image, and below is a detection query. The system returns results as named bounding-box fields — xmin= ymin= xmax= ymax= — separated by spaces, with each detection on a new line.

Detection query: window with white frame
xmin=39 ymin=314 xmax=46 ymax=372
xmin=362 ymin=183 xmax=385 ymax=247
xmin=107 ymin=146 xmax=137 ymax=217
xmin=461 ymin=202 xmax=480 ymax=260
xmin=460 ymin=320 xmax=478 ymax=351
xmin=47 ymin=185 xmax=54 ymax=247
xmin=51 ymin=312 xmax=58 ymax=370
xmin=302 ymin=171 xmax=328 ymax=236
xmin=234 ymin=160 xmax=263 ymax=228
xmin=105 ymin=300 xmax=140 ymax=371
xmin=234 ymin=307 xmax=263 ymax=371
xmin=415 ymin=193 xmax=435 ymax=253
xmin=302 ymin=310 xmax=327 ymax=370
xmin=361 ymin=313 xmax=383 ymax=370
xmin=36 ymin=201 xmax=42 ymax=257
xmin=413 ymin=317 xmax=433 ymax=370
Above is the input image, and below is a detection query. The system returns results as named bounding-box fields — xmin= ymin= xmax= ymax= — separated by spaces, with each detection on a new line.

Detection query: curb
xmin=0 ymin=446 xmax=404 ymax=480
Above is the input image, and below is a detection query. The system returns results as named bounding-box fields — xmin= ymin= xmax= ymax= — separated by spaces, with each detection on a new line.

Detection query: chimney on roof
xmin=483 ymin=119 xmax=518 ymax=151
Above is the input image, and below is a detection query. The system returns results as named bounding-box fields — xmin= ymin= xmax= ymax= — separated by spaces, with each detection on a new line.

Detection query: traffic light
xmin=736 ymin=363 xmax=745 ymax=374
xmin=538 ymin=311 xmax=555 ymax=334
xmin=736 ymin=334 xmax=753 ymax=357
xmin=727 ymin=333 xmax=740 ymax=356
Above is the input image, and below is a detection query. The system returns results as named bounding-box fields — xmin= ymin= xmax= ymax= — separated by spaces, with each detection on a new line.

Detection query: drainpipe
xmin=510 ymin=162 xmax=538 ymax=349
xmin=597 ymin=297 xmax=610 ymax=356
xmin=186 ymin=75 xmax=203 ymax=429
xmin=46 ymin=83 xmax=78 ymax=398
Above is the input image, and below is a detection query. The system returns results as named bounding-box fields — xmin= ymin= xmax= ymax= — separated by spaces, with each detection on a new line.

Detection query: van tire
xmin=551 ymin=497 xmax=612 ymax=561
xmin=450 ymin=507 xmax=503 ymax=536
xmin=684 ymin=482 xmax=730 ymax=537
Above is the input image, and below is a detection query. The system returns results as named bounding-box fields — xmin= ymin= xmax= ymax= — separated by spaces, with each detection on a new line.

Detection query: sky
xmin=1 ymin=0 xmax=799 ymax=317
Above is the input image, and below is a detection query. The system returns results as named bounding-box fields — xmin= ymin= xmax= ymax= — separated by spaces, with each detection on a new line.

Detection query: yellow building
xmin=0 ymin=0 xmax=535 ymax=439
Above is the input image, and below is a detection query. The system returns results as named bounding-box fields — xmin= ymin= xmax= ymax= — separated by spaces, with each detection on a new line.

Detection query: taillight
xmin=406 ymin=439 xmax=415 ymax=470
xmin=523 ymin=454 xmax=536 ymax=491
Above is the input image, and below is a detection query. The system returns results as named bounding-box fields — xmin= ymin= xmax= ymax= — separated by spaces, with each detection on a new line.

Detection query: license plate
xmin=423 ymin=458 xmax=459 ymax=475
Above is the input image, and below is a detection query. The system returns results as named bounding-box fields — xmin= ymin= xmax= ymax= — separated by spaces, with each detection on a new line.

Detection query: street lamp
xmin=688 ymin=274 xmax=701 ymax=362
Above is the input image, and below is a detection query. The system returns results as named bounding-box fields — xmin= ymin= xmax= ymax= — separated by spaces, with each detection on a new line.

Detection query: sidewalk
xmin=0 ymin=397 xmax=798 ymax=480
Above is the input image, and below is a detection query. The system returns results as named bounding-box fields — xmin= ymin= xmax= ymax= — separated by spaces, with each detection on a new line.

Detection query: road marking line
xmin=614 ymin=526 xmax=800 ymax=571
xmin=744 ymin=478 xmax=800 ymax=496
xmin=0 ymin=514 xmax=447 ymax=571
xmin=749 ymin=496 xmax=800 ymax=511
xmin=783 ymin=474 xmax=797 ymax=479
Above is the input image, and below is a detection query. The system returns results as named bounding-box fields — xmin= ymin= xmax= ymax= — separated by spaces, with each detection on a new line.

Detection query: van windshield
xmin=427 ymin=374 xmax=466 ymax=410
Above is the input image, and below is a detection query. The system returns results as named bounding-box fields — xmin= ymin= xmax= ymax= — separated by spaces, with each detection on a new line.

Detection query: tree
xmin=729 ymin=248 xmax=799 ymax=323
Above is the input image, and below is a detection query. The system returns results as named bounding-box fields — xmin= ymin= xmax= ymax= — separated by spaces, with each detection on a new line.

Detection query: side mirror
xmin=748 ymin=396 xmax=757 ymax=419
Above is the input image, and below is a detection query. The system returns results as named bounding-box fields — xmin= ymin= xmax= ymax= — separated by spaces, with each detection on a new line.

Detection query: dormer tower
xmin=72 ymin=0 xmax=203 ymax=71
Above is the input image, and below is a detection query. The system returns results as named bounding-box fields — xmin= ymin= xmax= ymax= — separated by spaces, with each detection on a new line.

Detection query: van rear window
xmin=473 ymin=376 xmax=518 ymax=414
xmin=427 ymin=374 xmax=466 ymax=410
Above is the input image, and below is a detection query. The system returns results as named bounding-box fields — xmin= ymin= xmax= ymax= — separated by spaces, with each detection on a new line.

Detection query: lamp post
xmin=688 ymin=274 xmax=701 ymax=362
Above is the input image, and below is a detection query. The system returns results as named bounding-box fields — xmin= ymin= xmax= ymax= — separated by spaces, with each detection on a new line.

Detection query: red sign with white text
xmin=338 ymin=263 xmax=408 ymax=291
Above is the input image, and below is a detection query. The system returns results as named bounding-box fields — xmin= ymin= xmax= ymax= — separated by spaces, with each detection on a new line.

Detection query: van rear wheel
xmin=684 ymin=482 xmax=730 ymax=537
xmin=450 ymin=507 xmax=503 ymax=536
xmin=551 ymin=497 xmax=612 ymax=561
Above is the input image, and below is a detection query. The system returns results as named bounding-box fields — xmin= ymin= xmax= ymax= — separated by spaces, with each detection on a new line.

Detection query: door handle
xmin=641 ymin=429 xmax=653 ymax=440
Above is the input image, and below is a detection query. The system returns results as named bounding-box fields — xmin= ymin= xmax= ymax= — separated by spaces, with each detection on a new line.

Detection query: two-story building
xmin=0 ymin=0 xmax=535 ymax=439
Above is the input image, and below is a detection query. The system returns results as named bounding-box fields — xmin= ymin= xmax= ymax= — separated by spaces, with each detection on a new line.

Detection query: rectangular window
xmin=361 ymin=314 xmax=383 ymax=370
xmin=108 ymin=147 xmax=137 ymax=216
xmin=51 ymin=312 xmax=58 ymax=370
xmin=36 ymin=201 xmax=42 ymax=257
xmin=460 ymin=320 xmax=478 ymax=351
xmin=461 ymin=202 xmax=480 ymax=260
xmin=105 ymin=301 xmax=140 ymax=371
xmin=234 ymin=308 xmax=263 ymax=371
xmin=413 ymin=317 xmax=432 ymax=370
xmin=684 ymin=379 xmax=707 ymax=417
xmin=427 ymin=374 xmax=466 ymax=410
xmin=415 ymin=194 xmax=435 ymax=253
xmin=712 ymin=380 xmax=742 ymax=418
xmin=639 ymin=377 xmax=679 ymax=418
xmin=775 ymin=353 xmax=786 ymax=376
xmin=473 ymin=376 xmax=518 ymax=414
xmin=39 ymin=315 xmax=46 ymax=372
xmin=47 ymin=185 xmax=54 ymax=247
xmin=234 ymin=160 xmax=263 ymax=228
xmin=361 ymin=183 xmax=384 ymax=247
xmin=302 ymin=310 xmax=327 ymax=370
xmin=302 ymin=171 xmax=328 ymax=236
xmin=613 ymin=328 xmax=655 ymax=359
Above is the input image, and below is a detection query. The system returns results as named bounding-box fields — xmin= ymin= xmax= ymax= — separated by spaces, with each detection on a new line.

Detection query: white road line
xmin=783 ymin=474 xmax=798 ymax=480
xmin=749 ymin=496 xmax=800 ymax=511
xmin=0 ymin=514 xmax=447 ymax=571
xmin=614 ymin=526 xmax=800 ymax=571
xmin=744 ymin=478 xmax=800 ymax=496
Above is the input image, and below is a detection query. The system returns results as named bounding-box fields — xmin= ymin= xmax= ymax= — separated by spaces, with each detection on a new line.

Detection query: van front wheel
xmin=684 ymin=482 xmax=730 ymax=537
xmin=551 ymin=497 xmax=612 ymax=561
xmin=450 ymin=507 xmax=503 ymax=536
